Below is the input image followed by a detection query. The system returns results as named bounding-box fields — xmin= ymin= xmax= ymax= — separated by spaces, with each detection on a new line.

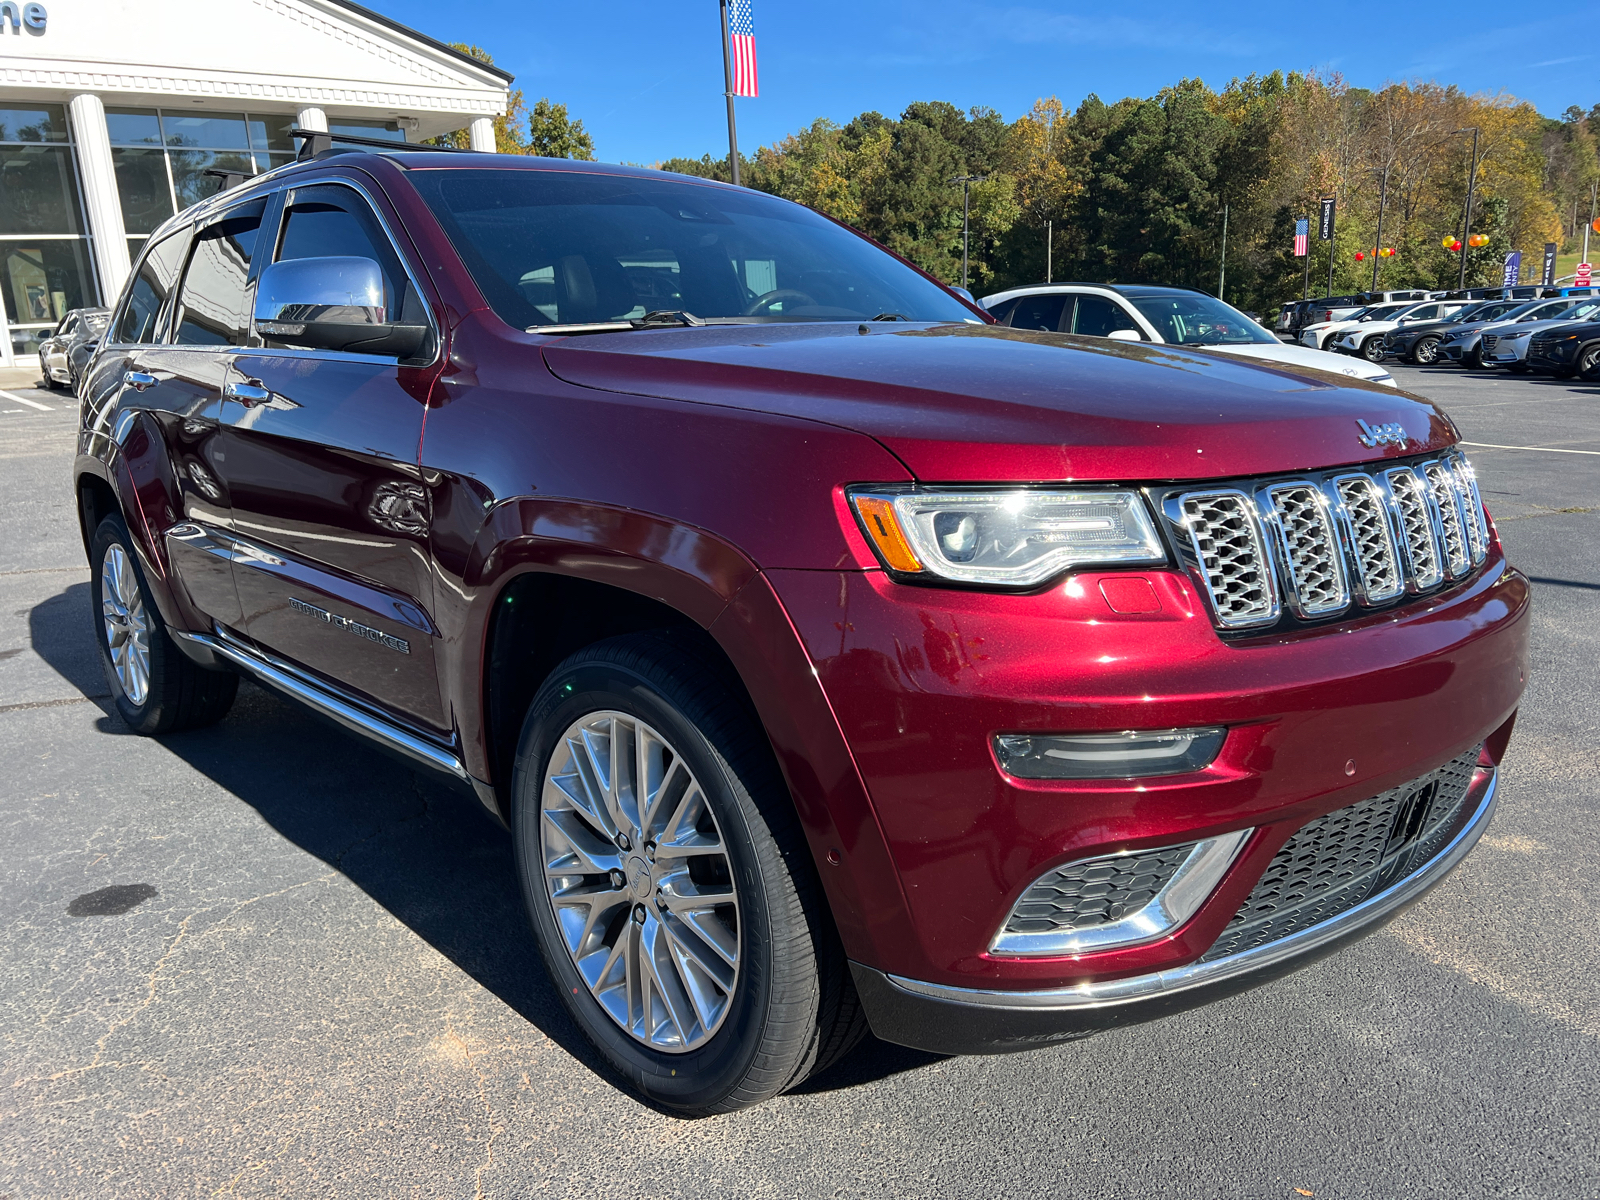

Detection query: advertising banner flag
xmin=1542 ymin=243 xmax=1558 ymax=286
xmin=727 ymin=0 xmax=758 ymax=97
xmin=1294 ymin=219 xmax=1309 ymax=257
xmin=1502 ymin=251 xmax=1522 ymax=287
xmin=1318 ymin=197 xmax=1336 ymax=241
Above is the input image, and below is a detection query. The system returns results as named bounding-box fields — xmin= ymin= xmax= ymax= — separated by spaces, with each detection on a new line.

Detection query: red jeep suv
xmin=75 ymin=148 xmax=1529 ymax=1115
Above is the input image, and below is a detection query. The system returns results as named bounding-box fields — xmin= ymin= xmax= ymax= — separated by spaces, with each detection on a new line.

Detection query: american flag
xmin=1293 ymin=218 xmax=1309 ymax=258
xmin=728 ymin=0 xmax=758 ymax=98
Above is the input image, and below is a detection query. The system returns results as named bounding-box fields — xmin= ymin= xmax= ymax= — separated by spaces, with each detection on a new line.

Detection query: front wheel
xmin=1412 ymin=337 xmax=1440 ymax=365
xmin=90 ymin=514 xmax=238 ymax=734
xmin=1361 ymin=336 xmax=1385 ymax=362
xmin=1577 ymin=342 xmax=1600 ymax=380
xmin=511 ymin=633 xmax=863 ymax=1113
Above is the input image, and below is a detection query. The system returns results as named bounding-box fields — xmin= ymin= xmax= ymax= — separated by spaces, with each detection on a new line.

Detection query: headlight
xmin=850 ymin=487 xmax=1166 ymax=586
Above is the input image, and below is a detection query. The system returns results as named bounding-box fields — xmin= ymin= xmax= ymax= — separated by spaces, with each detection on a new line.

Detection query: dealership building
xmin=0 ymin=0 xmax=511 ymax=366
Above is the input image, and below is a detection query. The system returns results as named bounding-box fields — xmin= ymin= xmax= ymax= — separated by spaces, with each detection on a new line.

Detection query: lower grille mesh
xmin=1201 ymin=747 xmax=1481 ymax=962
xmin=1003 ymin=844 xmax=1195 ymax=935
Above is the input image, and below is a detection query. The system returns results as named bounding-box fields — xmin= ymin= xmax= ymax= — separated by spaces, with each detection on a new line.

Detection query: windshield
xmin=1122 ymin=292 xmax=1275 ymax=345
xmin=1513 ymin=300 xmax=1572 ymax=322
xmin=1365 ymin=304 xmax=1419 ymax=322
xmin=406 ymin=168 xmax=978 ymax=329
xmin=1555 ymin=300 xmax=1600 ymax=321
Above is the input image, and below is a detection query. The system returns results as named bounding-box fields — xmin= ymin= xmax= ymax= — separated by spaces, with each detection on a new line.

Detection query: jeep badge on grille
xmin=1356 ymin=419 xmax=1409 ymax=448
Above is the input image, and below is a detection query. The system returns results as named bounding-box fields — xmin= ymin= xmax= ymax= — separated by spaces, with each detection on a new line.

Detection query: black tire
xmin=1577 ymin=342 xmax=1600 ymax=380
xmin=1361 ymin=336 xmax=1385 ymax=363
xmin=511 ymin=632 xmax=865 ymax=1114
xmin=1412 ymin=336 xmax=1440 ymax=365
xmin=89 ymin=513 xmax=238 ymax=734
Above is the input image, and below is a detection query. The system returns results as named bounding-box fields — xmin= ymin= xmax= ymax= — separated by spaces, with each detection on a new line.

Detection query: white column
xmin=67 ymin=93 xmax=132 ymax=305
xmin=296 ymin=106 xmax=328 ymax=132
xmin=468 ymin=116 xmax=496 ymax=153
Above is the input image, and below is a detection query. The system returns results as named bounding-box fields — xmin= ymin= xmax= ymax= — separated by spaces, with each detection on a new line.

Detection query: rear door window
xmin=174 ymin=201 xmax=266 ymax=346
xmin=1007 ymin=294 xmax=1067 ymax=331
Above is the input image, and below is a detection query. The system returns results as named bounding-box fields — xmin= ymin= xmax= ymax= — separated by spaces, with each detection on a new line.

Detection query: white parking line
xmin=0 ymin=389 xmax=54 ymax=412
xmin=1461 ymin=441 xmax=1600 ymax=456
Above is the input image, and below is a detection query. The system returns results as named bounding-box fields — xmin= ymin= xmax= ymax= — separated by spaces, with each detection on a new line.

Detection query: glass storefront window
xmin=1 ymin=240 xmax=95 ymax=326
xmin=0 ymin=146 xmax=86 ymax=236
xmin=0 ymin=104 xmax=69 ymax=143
xmin=169 ymin=150 xmax=254 ymax=211
xmin=254 ymin=152 xmax=296 ymax=175
xmin=162 ymin=111 xmax=249 ymax=150
xmin=249 ymin=114 xmax=296 ymax=153
xmin=106 ymin=108 xmax=163 ymax=146
xmin=111 ymin=147 xmax=174 ymax=235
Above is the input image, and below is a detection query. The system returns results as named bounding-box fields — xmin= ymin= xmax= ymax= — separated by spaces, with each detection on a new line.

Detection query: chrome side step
xmin=173 ymin=629 xmax=501 ymax=818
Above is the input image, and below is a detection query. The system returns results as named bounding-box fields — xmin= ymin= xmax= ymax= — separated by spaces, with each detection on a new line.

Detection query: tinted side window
xmin=1074 ymin=296 xmax=1141 ymax=338
xmin=1008 ymin=294 xmax=1068 ymax=332
xmin=114 ymin=231 xmax=189 ymax=345
xmin=984 ymin=297 xmax=1019 ymax=324
xmin=275 ymin=184 xmax=407 ymax=315
xmin=175 ymin=205 xmax=265 ymax=346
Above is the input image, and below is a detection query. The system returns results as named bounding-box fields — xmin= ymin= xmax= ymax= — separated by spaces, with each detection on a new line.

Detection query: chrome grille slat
xmin=1448 ymin=453 xmax=1488 ymax=563
xmin=1178 ymin=491 xmax=1278 ymax=628
xmin=1382 ymin=468 xmax=1443 ymax=591
xmin=1264 ymin=483 xmax=1349 ymax=616
xmin=1159 ymin=451 xmax=1486 ymax=632
xmin=1422 ymin=461 xmax=1470 ymax=576
xmin=1332 ymin=475 xmax=1403 ymax=603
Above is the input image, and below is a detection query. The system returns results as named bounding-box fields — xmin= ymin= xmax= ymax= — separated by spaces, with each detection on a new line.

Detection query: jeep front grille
xmin=1159 ymin=449 xmax=1488 ymax=632
xmin=1201 ymin=747 xmax=1481 ymax=962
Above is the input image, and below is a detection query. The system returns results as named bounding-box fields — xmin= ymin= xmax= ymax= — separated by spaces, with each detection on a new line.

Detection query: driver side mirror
xmin=1106 ymin=328 xmax=1143 ymax=342
xmin=255 ymin=256 xmax=430 ymax=360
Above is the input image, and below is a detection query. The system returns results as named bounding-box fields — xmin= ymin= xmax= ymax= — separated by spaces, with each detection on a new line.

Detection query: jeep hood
xmin=540 ymin=322 xmax=1456 ymax=482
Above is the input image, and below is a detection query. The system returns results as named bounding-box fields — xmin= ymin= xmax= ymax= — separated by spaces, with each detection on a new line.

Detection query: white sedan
xmin=982 ymin=283 xmax=1396 ymax=386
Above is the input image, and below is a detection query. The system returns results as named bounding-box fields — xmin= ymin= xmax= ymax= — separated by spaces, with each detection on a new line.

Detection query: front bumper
xmin=854 ymin=763 xmax=1499 ymax=1054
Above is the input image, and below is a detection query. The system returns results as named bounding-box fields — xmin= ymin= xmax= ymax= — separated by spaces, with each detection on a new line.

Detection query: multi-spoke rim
xmin=100 ymin=543 xmax=151 ymax=706
xmin=540 ymin=710 xmax=740 ymax=1053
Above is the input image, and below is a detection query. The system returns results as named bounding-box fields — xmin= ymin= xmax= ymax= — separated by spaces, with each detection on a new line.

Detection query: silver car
xmin=1480 ymin=299 xmax=1600 ymax=371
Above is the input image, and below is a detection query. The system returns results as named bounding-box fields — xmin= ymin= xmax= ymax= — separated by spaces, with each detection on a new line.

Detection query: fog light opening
xmin=995 ymin=727 xmax=1226 ymax=780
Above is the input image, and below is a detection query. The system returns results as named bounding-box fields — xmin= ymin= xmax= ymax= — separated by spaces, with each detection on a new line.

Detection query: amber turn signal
xmin=851 ymin=496 xmax=924 ymax=573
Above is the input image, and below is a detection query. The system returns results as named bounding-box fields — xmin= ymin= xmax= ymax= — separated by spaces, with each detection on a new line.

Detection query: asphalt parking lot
xmin=1 ymin=362 xmax=1596 ymax=1199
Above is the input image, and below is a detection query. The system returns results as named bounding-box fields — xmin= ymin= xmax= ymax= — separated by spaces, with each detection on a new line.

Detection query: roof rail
xmin=289 ymin=126 xmax=468 ymax=162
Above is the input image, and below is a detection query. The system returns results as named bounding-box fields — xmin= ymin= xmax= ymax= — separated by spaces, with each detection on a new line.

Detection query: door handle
xmin=224 ymin=380 xmax=273 ymax=407
xmin=123 ymin=371 xmax=157 ymax=392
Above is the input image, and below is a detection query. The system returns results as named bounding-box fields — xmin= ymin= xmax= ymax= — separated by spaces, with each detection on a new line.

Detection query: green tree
xmin=528 ymin=98 xmax=596 ymax=160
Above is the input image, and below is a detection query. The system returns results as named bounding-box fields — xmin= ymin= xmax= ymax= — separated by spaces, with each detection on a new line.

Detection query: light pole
xmin=1218 ymin=203 xmax=1228 ymax=300
xmin=1455 ymin=126 xmax=1479 ymax=290
xmin=1585 ymin=180 xmax=1597 ymax=268
xmin=948 ymin=174 xmax=987 ymax=288
xmin=1371 ymin=164 xmax=1390 ymax=293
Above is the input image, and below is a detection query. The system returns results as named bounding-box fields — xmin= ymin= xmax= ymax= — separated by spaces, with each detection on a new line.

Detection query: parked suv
xmin=75 ymin=149 xmax=1529 ymax=1115
xmin=37 ymin=306 xmax=109 ymax=391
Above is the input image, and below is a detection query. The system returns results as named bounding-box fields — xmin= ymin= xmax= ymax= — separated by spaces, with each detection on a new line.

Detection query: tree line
xmin=440 ymin=49 xmax=1599 ymax=311
xmin=658 ymin=74 xmax=1597 ymax=309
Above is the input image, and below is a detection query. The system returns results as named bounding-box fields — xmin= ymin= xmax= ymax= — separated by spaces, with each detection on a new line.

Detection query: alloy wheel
xmin=1580 ymin=344 xmax=1600 ymax=379
xmin=101 ymin=543 xmax=151 ymax=706
xmin=540 ymin=710 xmax=740 ymax=1053
xmin=1414 ymin=337 xmax=1439 ymax=365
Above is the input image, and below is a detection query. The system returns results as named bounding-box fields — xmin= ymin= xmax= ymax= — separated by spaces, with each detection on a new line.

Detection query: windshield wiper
xmin=630 ymin=309 xmax=706 ymax=329
xmin=871 ymin=312 xmax=909 ymax=321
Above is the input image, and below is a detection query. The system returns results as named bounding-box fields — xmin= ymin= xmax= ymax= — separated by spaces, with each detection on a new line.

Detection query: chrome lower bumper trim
xmin=887 ymin=766 xmax=1496 ymax=1014
xmin=172 ymin=629 xmax=495 ymax=813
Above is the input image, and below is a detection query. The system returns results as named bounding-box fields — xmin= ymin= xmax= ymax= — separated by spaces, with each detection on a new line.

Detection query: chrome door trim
xmin=172 ymin=628 xmax=498 ymax=819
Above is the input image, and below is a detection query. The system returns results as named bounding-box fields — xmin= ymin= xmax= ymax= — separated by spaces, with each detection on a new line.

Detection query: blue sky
xmin=376 ymin=0 xmax=1595 ymax=164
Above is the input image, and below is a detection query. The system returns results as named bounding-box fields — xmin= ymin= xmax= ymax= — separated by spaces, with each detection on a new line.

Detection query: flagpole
xmin=719 ymin=0 xmax=741 ymax=186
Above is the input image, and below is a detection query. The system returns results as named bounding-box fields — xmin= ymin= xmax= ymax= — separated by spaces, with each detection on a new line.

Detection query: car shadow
xmin=28 ymin=584 xmax=940 ymax=1108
